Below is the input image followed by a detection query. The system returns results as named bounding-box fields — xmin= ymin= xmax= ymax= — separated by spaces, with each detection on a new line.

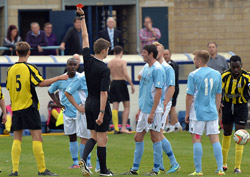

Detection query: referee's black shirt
xmin=82 ymin=47 xmax=110 ymax=99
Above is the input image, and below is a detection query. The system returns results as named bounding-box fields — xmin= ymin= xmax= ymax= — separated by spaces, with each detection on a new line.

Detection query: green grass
xmin=0 ymin=131 xmax=250 ymax=177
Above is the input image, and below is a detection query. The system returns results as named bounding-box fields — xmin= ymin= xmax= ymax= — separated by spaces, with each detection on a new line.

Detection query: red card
xmin=76 ymin=3 xmax=84 ymax=8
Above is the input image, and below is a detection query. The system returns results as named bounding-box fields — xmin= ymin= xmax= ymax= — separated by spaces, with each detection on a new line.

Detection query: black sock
xmin=97 ymin=146 xmax=107 ymax=173
xmin=82 ymin=138 xmax=96 ymax=162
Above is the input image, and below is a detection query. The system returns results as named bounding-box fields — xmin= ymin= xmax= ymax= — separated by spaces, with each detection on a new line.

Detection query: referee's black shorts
xmin=222 ymin=101 xmax=248 ymax=126
xmin=85 ymin=96 xmax=112 ymax=132
xmin=12 ymin=105 xmax=41 ymax=131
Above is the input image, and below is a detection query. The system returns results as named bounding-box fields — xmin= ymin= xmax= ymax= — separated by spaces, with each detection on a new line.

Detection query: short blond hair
xmin=153 ymin=42 xmax=164 ymax=52
xmin=16 ymin=42 xmax=30 ymax=57
xmin=193 ymin=50 xmax=210 ymax=64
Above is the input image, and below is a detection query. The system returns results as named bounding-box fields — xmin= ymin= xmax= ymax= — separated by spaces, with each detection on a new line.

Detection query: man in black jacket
xmin=60 ymin=17 xmax=82 ymax=55
xmin=99 ymin=17 xmax=123 ymax=54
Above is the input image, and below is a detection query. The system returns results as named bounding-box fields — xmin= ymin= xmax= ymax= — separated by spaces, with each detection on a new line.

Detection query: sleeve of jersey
xmin=30 ymin=65 xmax=44 ymax=86
xmin=166 ymin=67 xmax=175 ymax=87
xmin=186 ymin=74 xmax=195 ymax=95
xmin=48 ymin=82 xmax=59 ymax=94
xmin=82 ymin=47 xmax=91 ymax=64
xmin=66 ymin=76 xmax=80 ymax=95
xmin=217 ymin=75 xmax=222 ymax=94
xmin=100 ymin=68 xmax=110 ymax=92
xmin=153 ymin=68 xmax=164 ymax=89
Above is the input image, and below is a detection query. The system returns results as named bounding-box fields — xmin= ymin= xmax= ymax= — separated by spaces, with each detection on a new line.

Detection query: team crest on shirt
xmin=237 ymin=83 xmax=241 ymax=88
xmin=157 ymin=82 xmax=161 ymax=85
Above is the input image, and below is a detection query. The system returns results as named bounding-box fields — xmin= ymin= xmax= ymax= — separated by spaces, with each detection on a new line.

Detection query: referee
xmin=77 ymin=8 xmax=113 ymax=176
xmin=221 ymin=55 xmax=250 ymax=174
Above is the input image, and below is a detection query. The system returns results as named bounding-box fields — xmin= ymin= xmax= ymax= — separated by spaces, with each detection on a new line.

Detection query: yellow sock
xmin=235 ymin=144 xmax=244 ymax=169
xmin=32 ymin=141 xmax=46 ymax=173
xmin=4 ymin=114 xmax=12 ymax=134
xmin=11 ymin=140 xmax=21 ymax=172
xmin=112 ymin=110 xmax=119 ymax=131
xmin=51 ymin=109 xmax=59 ymax=120
xmin=222 ymin=135 xmax=231 ymax=166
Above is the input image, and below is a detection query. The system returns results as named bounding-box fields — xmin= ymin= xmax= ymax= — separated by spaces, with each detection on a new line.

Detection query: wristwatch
xmin=100 ymin=110 xmax=105 ymax=114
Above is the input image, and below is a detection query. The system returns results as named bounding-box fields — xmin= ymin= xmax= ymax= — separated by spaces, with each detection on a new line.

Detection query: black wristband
xmin=80 ymin=15 xmax=85 ymax=20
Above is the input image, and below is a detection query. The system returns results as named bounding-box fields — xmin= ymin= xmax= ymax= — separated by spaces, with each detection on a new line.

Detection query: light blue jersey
xmin=187 ymin=67 xmax=222 ymax=121
xmin=48 ymin=72 xmax=80 ymax=118
xmin=65 ymin=72 xmax=88 ymax=105
xmin=139 ymin=61 xmax=165 ymax=114
xmin=161 ymin=61 xmax=175 ymax=101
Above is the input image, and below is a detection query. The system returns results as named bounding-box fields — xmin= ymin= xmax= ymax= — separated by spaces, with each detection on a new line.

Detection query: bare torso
xmin=108 ymin=58 xmax=127 ymax=80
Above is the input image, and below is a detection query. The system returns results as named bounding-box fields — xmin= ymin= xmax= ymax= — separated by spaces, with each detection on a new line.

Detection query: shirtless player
xmin=108 ymin=46 xmax=135 ymax=134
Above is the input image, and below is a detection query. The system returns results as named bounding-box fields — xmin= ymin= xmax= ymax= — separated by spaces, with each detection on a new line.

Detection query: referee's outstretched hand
xmin=76 ymin=7 xmax=84 ymax=16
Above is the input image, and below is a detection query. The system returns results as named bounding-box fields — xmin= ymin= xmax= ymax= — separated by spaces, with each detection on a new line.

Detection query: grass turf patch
xmin=0 ymin=131 xmax=249 ymax=176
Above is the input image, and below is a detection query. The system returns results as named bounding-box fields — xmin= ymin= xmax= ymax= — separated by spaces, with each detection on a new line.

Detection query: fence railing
xmin=0 ymin=46 xmax=64 ymax=56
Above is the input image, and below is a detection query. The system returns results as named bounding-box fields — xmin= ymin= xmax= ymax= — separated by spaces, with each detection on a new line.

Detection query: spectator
xmin=43 ymin=22 xmax=58 ymax=56
xmin=99 ymin=17 xmax=123 ymax=54
xmin=163 ymin=49 xmax=182 ymax=133
xmin=207 ymin=41 xmax=229 ymax=73
xmin=25 ymin=22 xmax=48 ymax=55
xmin=60 ymin=17 xmax=82 ymax=55
xmin=2 ymin=25 xmax=22 ymax=56
xmin=139 ymin=16 xmax=161 ymax=52
xmin=64 ymin=54 xmax=84 ymax=73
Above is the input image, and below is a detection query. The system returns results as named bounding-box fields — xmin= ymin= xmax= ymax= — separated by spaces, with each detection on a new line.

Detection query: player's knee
xmin=224 ymin=130 xmax=232 ymax=136
xmin=134 ymin=134 xmax=142 ymax=142
xmin=69 ymin=134 xmax=77 ymax=142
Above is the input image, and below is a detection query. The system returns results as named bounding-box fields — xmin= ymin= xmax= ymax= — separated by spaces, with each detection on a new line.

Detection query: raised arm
xmin=77 ymin=7 xmax=89 ymax=48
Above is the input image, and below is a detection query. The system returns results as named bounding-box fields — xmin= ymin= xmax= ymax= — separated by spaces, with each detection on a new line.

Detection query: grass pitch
xmin=0 ymin=131 xmax=249 ymax=177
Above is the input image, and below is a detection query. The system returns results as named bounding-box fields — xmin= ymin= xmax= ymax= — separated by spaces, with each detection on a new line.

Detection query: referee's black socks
xmin=82 ymin=138 xmax=96 ymax=162
xmin=97 ymin=146 xmax=107 ymax=173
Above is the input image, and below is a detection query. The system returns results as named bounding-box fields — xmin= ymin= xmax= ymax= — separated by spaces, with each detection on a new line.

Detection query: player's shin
xmin=11 ymin=140 xmax=22 ymax=172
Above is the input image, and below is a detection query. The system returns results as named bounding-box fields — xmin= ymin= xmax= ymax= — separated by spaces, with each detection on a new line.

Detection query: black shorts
xmin=222 ymin=102 xmax=248 ymax=125
xmin=12 ymin=105 xmax=41 ymax=131
xmin=110 ymin=80 xmax=130 ymax=103
xmin=171 ymin=88 xmax=179 ymax=107
xmin=85 ymin=97 xmax=112 ymax=132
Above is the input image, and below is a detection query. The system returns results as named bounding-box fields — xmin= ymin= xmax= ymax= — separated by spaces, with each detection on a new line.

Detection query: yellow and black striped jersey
xmin=6 ymin=62 xmax=44 ymax=111
xmin=221 ymin=69 xmax=250 ymax=104
xmin=0 ymin=85 xmax=4 ymax=100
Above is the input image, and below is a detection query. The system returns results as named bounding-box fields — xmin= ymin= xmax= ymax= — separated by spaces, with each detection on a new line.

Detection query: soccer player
xmin=122 ymin=44 xmax=164 ymax=175
xmin=221 ymin=55 xmax=250 ymax=174
xmin=6 ymin=41 xmax=67 ymax=176
xmin=153 ymin=42 xmax=180 ymax=174
xmin=185 ymin=50 xmax=224 ymax=176
xmin=108 ymin=45 xmax=135 ymax=134
xmin=65 ymin=72 xmax=100 ymax=173
xmin=49 ymin=58 xmax=92 ymax=169
xmin=163 ymin=49 xmax=182 ymax=133
xmin=77 ymin=7 xmax=113 ymax=176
